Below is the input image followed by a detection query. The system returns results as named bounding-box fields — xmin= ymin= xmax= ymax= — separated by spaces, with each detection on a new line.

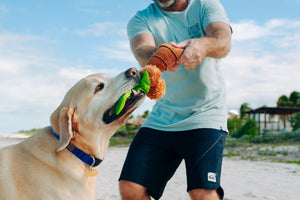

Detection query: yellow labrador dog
xmin=0 ymin=68 xmax=145 ymax=200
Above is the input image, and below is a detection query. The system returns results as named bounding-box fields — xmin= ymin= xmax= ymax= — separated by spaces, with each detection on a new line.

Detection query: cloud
xmin=232 ymin=19 xmax=300 ymax=41
xmin=95 ymin=40 xmax=136 ymax=63
xmin=74 ymin=22 xmax=125 ymax=37
xmin=0 ymin=30 xmax=124 ymax=133
xmin=0 ymin=33 xmax=35 ymax=71
xmin=59 ymin=67 xmax=95 ymax=82
xmin=224 ymin=18 xmax=300 ymax=111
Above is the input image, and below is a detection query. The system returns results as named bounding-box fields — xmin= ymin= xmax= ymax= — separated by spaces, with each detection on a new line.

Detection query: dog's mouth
xmin=103 ymin=89 xmax=145 ymax=124
xmin=103 ymin=70 xmax=150 ymax=124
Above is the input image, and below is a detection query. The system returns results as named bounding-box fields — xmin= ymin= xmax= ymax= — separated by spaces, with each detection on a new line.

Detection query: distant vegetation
xmin=226 ymin=129 xmax=300 ymax=146
xmin=18 ymin=128 xmax=41 ymax=136
xmin=277 ymin=91 xmax=300 ymax=107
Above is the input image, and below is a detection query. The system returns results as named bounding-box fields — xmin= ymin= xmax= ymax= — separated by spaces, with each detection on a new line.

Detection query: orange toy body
xmin=147 ymin=43 xmax=184 ymax=72
xmin=140 ymin=43 xmax=184 ymax=100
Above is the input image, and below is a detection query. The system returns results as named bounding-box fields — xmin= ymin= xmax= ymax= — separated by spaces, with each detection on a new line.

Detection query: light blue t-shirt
xmin=127 ymin=0 xmax=230 ymax=132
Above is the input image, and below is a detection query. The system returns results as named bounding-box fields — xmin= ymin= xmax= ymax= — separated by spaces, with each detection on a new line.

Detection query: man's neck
xmin=160 ymin=0 xmax=188 ymax=12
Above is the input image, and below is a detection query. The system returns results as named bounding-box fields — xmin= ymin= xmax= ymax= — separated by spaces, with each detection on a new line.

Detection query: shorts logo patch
xmin=208 ymin=172 xmax=217 ymax=183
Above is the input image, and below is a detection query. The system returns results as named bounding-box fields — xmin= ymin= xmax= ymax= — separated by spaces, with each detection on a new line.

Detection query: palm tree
xmin=289 ymin=91 xmax=300 ymax=107
xmin=239 ymin=103 xmax=251 ymax=119
xmin=277 ymin=95 xmax=289 ymax=107
xmin=277 ymin=91 xmax=300 ymax=107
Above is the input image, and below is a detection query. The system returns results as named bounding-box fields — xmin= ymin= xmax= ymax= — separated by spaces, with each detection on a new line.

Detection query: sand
xmin=96 ymin=147 xmax=300 ymax=200
xmin=1 ymin=138 xmax=299 ymax=200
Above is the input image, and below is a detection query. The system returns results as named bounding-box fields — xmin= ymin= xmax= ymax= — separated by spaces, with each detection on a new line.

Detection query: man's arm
xmin=173 ymin=21 xmax=232 ymax=70
xmin=130 ymin=33 xmax=157 ymax=67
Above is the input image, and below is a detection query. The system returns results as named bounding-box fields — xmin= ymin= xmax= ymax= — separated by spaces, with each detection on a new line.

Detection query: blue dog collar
xmin=50 ymin=127 xmax=102 ymax=168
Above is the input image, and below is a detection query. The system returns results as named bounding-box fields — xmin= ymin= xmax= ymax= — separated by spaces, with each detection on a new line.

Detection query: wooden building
xmin=245 ymin=107 xmax=300 ymax=134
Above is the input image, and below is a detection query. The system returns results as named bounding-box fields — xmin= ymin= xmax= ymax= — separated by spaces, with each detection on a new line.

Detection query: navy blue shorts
xmin=119 ymin=127 xmax=226 ymax=199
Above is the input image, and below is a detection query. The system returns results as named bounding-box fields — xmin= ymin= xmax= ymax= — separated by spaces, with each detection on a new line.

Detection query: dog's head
xmin=50 ymin=68 xmax=145 ymax=151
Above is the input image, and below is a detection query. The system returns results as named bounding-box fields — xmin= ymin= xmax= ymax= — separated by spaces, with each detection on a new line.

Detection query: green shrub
xmin=236 ymin=119 xmax=258 ymax=138
xmin=227 ymin=117 xmax=243 ymax=134
xmin=291 ymin=113 xmax=300 ymax=131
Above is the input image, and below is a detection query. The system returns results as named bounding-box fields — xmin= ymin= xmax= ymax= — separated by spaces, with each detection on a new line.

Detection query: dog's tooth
xmin=132 ymin=90 xmax=138 ymax=96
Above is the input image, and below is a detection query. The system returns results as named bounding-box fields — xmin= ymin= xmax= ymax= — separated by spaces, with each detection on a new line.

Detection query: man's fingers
xmin=172 ymin=40 xmax=189 ymax=49
xmin=169 ymin=41 xmax=177 ymax=46
xmin=168 ymin=63 xmax=180 ymax=72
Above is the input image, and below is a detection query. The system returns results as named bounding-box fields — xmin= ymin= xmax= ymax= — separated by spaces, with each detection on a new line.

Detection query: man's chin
xmin=153 ymin=0 xmax=178 ymax=9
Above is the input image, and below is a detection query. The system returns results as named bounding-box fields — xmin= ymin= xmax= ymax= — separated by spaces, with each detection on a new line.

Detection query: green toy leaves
xmin=114 ymin=71 xmax=150 ymax=115
xmin=133 ymin=71 xmax=150 ymax=94
xmin=114 ymin=90 xmax=132 ymax=116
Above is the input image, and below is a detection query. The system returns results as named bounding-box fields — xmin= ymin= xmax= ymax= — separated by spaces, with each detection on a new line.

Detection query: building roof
xmin=245 ymin=106 xmax=300 ymax=115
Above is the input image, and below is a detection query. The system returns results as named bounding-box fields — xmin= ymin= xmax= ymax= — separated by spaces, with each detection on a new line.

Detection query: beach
xmin=1 ymin=137 xmax=299 ymax=200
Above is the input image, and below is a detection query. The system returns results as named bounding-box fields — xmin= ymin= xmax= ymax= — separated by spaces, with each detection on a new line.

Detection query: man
xmin=119 ymin=0 xmax=232 ymax=199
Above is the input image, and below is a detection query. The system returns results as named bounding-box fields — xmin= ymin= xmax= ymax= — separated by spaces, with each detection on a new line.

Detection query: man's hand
xmin=171 ymin=21 xmax=232 ymax=70
xmin=171 ymin=39 xmax=207 ymax=70
xmin=167 ymin=64 xmax=180 ymax=72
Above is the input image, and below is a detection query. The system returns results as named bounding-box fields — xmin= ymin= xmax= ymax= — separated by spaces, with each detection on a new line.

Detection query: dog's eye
xmin=95 ymin=83 xmax=104 ymax=94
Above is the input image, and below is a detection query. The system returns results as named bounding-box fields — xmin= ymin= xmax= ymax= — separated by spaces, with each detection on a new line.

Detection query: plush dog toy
xmin=114 ymin=43 xmax=183 ymax=115
xmin=140 ymin=43 xmax=184 ymax=99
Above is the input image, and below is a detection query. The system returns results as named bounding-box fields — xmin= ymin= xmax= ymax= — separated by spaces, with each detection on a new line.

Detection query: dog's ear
xmin=56 ymin=107 xmax=75 ymax=152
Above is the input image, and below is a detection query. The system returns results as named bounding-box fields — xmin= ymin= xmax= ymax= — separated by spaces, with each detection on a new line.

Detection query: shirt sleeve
xmin=201 ymin=0 xmax=230 ymax=31
xmin=127 ymin=11 xmax=152 ymax=41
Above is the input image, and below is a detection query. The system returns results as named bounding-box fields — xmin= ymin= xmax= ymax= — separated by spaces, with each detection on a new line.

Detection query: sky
xmin=0 ymin=0 xmax=300 ymax=134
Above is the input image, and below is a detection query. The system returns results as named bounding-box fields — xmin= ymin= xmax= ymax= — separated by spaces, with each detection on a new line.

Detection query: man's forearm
xmin=204 ymin=28 xmax=231 ymax=59
xmin=132 ymin=46 xmax=157 ymax=67
xmin=130 ymin=33 xmax=157 ymax=67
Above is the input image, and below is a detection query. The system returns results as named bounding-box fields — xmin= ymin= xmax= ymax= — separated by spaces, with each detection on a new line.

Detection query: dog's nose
xmin=125 ymin=67 xmax=138 ymax=78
